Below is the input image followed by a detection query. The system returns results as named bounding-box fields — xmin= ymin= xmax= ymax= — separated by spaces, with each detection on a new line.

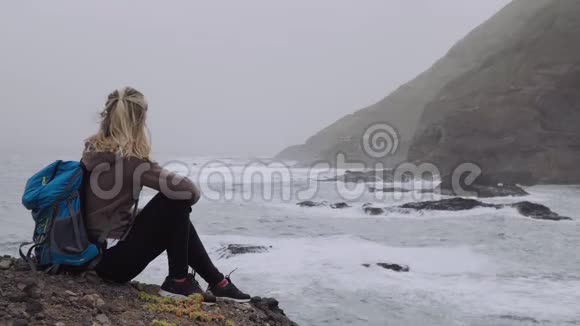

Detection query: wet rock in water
xmin=400 ymin=197 xmax=500 ymax=211
xmin=469 ymin=183 xmax=528 ymax=198
xmin=377 ymin=263 xmax=410 ymax=272
xmin=384 ymin=207 xmax=419 ymax=216
xmin=297 ymin=201 xmax=353 ymax=209
xmin=321 ymin=169 xmax=413 ymax=184
xmin=498 ymin=314 xmax=539 ymax=324
xmin=362 ymin=263 xmax=410 ymax=272
xmin=296 ymin=201 xmax=328 ymax=207
xmin=395 ymin=197 xmax=572 ymax=221
xmin=217 ymin=244 xmax=271 ymax=259
xmin=330 ymin=202 xmax=351 ymax=209
xmin=321 ymin=170 xmax=382 ymax=183
xmin=368 ymin=187 xmax=411 ymax=193
xmin=363 ymin=206 xmax=385 ymax=216
xmin=510 ymin=201 xmax=572 ymax=221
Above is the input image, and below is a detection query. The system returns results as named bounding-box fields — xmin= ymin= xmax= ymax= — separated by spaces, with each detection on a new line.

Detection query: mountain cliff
xmin=276 ymin=0 xmax=554 ymax=169
xmin=408 ymin=0 xmax=580 ymax=184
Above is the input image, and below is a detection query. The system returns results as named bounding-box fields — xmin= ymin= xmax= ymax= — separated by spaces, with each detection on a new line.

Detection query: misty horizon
xmin=0 ymin=0 xmax=510 ymax=157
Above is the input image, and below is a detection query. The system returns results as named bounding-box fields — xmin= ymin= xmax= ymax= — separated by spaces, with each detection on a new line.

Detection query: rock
xmin=7 ymin=292 xmax=27 ymax=303
xmin=95 ymin=314 xmax=111 ymax=326
xmin=472 ymin=184 xmax=529 ymax=198
xmin=129 ymin=282 xmax=144 ymax=292
xmin=437 ymin=178 xmax=529 ymax=198
xmin=510 ymin=201 xmax=572 ymax=221
xmin=80 ymin=294 xmax=105 ymax=309
xmin=499 ymin=314 xmax=540 ymax=324
xmin=399 ymin=197 xmax=500 ymax=211
xmin=330 ymin=202 xmax=351 ymax=209
xmin=6 ymin=302 xmax=26 ymax=318
xmin=217 ymin=244 xmax=271 ymax=259
xmin=105 ymin=303 xmax=126 ymax=314
xmin=384 ymin=207 xmax=417 ymax=215
xmin=362 ymin=263 xmax=410 ymax=272
xmin=335 ymin=170 xmax=382 ymax=183
xmin=376 ymin=263 xmax=410 ymax=272
xmin=298 ymin=201 xmax=351 ymax=209
xmin=396 ymin=197 xmax=573 ymax=221
xmin=25 ymin=300 xmax=43 ymax=315
xmin=369 ymin=187 xmax=411 ymax=193
xmin=251 ymin=297 xmax=298 ymax=326
xmin=12 ymin=319 xmax=29 ymax=326
xmin=296 ymin=201 xmax=327 ymax=207
xmin=363 ymin=207 xmax=385 ymax=216
xmin=84 ymin=272 xmax=102 ymax=285
xmin=55 ymin=322 xmax=66 ymax=326
xmin=23 ymin=284 xmax=41 ymax=299
xmin=320 ymin=170 xmax=411 ymax=183
xmin=0 ymin=259 xmax=12 ymax=270
xmin=12 ymin=260 xmax=30 ymax=272
xmin=96 ymin=298 xmax=106 ymax=308
xmin=64 ymin=291 xmax=77 ymax=297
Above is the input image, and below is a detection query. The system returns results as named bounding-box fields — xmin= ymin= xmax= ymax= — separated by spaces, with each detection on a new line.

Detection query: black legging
xmin=95 ymin=193 xmax=224 ymax=285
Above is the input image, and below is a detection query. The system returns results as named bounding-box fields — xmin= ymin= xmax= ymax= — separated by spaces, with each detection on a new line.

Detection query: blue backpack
xmin=20 ymin=160 xmax=101 ymax=272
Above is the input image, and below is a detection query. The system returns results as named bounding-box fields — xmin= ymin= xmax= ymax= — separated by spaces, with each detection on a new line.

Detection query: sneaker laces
xmin=225 ymin=267 xmax=239 ymax=281
xmin=187 ymin=268 xmax=202 ymax=289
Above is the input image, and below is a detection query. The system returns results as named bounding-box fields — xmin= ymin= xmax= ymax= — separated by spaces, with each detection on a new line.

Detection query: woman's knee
xmin=151 ymin=193 xmax=192 ymax=213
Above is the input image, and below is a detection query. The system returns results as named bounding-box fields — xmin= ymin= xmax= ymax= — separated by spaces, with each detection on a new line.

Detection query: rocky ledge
xmin=0 ymin=257 xmax=298 ymax=326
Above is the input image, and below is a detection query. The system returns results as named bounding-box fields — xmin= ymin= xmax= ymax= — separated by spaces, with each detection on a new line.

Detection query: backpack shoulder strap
xmin=19 ymin=241 xmax=39 ymax=272
xmin=97 ymin=194 xmax=140 ymax=244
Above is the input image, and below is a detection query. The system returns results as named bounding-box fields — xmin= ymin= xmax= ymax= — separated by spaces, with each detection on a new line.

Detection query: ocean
xmin=1 ymin=153 xmax=579 ymax=326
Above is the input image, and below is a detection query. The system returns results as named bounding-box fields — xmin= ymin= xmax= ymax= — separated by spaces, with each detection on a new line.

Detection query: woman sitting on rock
xmin=81 ymin=87 xmax=250 ymax=303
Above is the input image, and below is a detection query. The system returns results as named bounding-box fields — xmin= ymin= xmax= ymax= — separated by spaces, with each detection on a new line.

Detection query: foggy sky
xmin=0 ymin=0 xmax=511 ymax=157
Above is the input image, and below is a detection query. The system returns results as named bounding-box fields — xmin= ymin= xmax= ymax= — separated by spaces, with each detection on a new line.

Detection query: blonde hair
xmin=86 ymin=87 xmax=151 ymax=159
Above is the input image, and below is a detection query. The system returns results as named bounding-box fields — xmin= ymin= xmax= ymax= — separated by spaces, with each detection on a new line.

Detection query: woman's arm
xmin=140 ymin=161 xmax=201 ymax=205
